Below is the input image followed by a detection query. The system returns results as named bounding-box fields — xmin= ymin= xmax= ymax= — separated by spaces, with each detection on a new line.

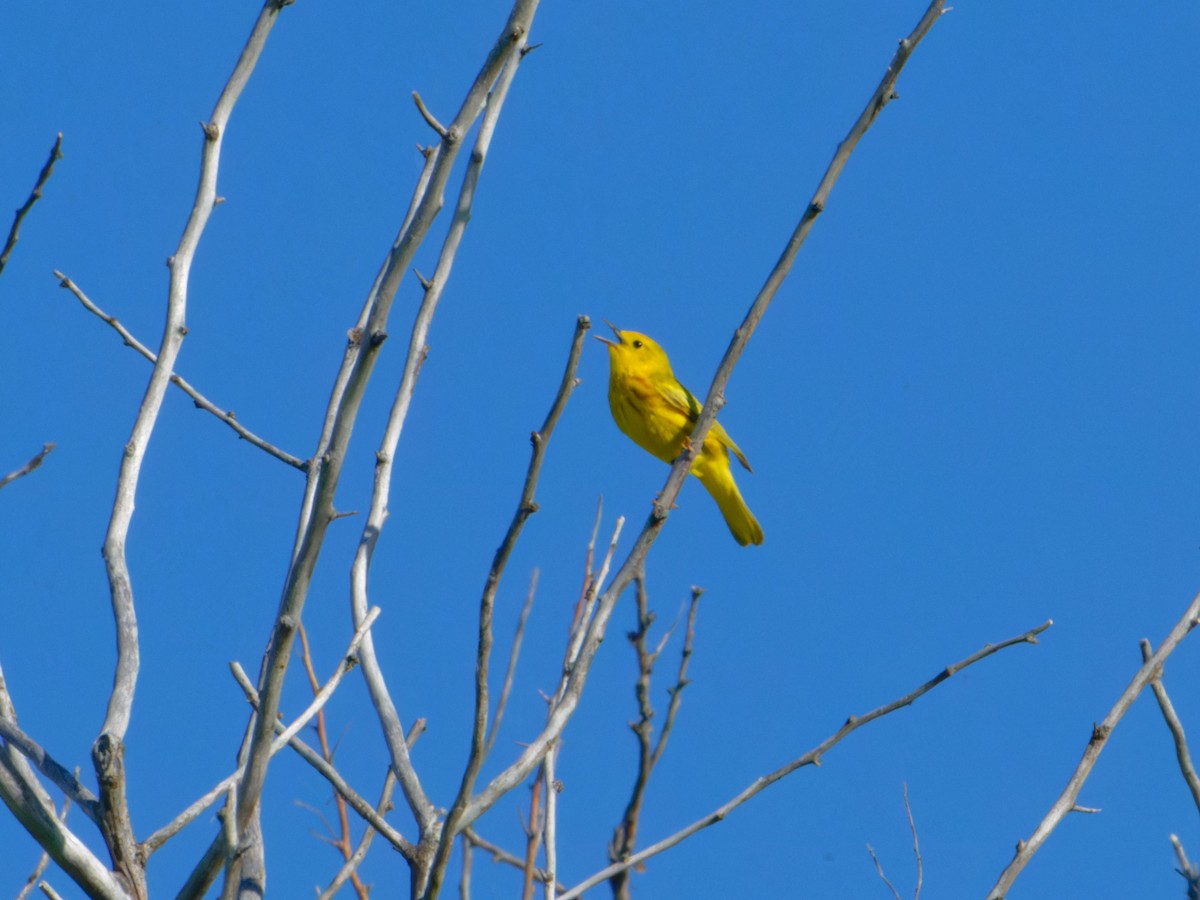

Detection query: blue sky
xmin=3 ymin=1 xmax=1199 ymax=897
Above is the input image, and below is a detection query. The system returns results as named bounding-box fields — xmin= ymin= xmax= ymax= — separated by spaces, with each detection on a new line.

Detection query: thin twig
xmin=316 ymin=769 xmax=398 ymax=900
xmin=1140 ymin=638 xmax=1200 ymax=816
xmin=558 ymin=620 xmax=1052 ymax=900
xmin=52 ymin=272 xmax=305 ymax=470
xmin=520 ymin=777 xmax=544 ymax=900
xmin=867 ymin=844 xmax=903 ymax=900
xmin=652 ymin=586 xmax=702 ymax=769
xmin=866 ymin=785 xmax=922 ymax=900
xmin=298 ymin=622 xmax=370 ymax=900
xmin=609 ymin=571 xmax=657 ymax=900
xmin=0 ymin=443 xmax=56 ymax=490
xmin=905 ymin=784 xmax=923 ymax=900
xmin=412 ymin=91 xmax=449 ymax=138
xmin=0 ymin=132 xmax=63 ymax=276
xmin=463 ymin=827 xmax=560 ymax=888
xmin=485 ymin=568 xmax=539 ymax=758
xmin=988 ymin=592 xmax=1200 ymax=898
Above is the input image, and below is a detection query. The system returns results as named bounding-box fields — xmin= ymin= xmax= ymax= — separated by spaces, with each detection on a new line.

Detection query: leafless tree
xmin=8 ymin=1 xmax=1197 ymax=898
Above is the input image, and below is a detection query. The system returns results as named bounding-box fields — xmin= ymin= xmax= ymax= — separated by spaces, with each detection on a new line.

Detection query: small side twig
xmin=0 ymin=132 xmax=63 ymax=277
xmin=484 ymin=568 xmax=539 ymax=759
xmin=52 ymin=271 xmax=305 ymax=470
xmin=905 ymin=784 xmax=923 ymax=899
xmin=867 ymin=843 xmax=903 ymax=900
xmin=412 ymin=91 xmax=449 ymax=139
xmin=462 ymin=827 xmax=560 ymax=889
xmin=0 ymin=443 xmax=56 ymax=490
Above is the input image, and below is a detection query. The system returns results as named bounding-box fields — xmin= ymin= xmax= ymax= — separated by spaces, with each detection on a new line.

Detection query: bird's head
xmin=594 ymin=321 xmax=674 ymax=378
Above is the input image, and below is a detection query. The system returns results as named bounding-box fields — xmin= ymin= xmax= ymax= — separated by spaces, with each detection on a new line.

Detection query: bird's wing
xmin=662 ymin=378 xmax=754 ymax=473
xmin=659 ymin=377 xmax=702 ymax=421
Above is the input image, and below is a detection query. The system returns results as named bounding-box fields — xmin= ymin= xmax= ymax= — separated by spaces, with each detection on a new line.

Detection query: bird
xmin=595 ymin=322 xmax=763 ymax=546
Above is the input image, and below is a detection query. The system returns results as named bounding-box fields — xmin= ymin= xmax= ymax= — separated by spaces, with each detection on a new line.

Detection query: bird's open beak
xmin=593 ymin=320 xmax=622 ymax=347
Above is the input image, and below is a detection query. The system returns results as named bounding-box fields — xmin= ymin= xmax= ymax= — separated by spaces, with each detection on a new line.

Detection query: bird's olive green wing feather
xmin=658 ymin=377 xmax=753 ymax=473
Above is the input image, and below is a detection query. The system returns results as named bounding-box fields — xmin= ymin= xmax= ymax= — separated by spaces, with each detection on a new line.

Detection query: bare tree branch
xmin=16 ymin=786 xmax=72 ymax=900
xmin=0 ymin=132 xmax=62 ymax=277
xmin=987 ymin=591 xmax=1200 ymax=898
xmin=905 ymin=784 xmax=923 ymax=900
xmin=558 ymin=619 xmax=1051 ymax=900
xmin=485 ymin=568 xmax=539 ymax=759
xmin=0 ymin=443 xmax=55 ymax=490
xmin=51 ymin=272 xmax=305 ymax=469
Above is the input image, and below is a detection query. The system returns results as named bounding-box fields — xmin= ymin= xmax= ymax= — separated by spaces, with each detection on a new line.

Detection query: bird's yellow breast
xmin=607 ymin=369 xmax=696 ymax=465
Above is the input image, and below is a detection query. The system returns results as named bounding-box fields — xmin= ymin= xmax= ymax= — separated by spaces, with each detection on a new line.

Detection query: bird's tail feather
xmin=697 ymin=467 xmax=763 ymax=546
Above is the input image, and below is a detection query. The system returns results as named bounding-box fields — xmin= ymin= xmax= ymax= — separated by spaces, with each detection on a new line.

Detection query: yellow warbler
xmin=596 ymin=322 xmax=763 ymax=546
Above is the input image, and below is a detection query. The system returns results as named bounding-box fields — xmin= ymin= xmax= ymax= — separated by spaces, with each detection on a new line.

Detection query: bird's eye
xmin=632 ymin=340 xmax=643 ymax=348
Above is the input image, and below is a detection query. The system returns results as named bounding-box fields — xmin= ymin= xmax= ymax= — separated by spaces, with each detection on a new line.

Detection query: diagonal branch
xmin=987 ymin=591 xmax=1200 ymax=898
xmin=0 ymin=719 xmax=100 ymax=825
xmin=460 ymin=1 xmax=952 ymax=834
xmin=558 ymin=619 xmax=1051 ymax=900
xmin=0 ymin=444 xmax=56 ymax=490
xmin=52 ymin=272 xmax=304 ymax=470
xmin=0 ymin=133 xmax=63 ymax=277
